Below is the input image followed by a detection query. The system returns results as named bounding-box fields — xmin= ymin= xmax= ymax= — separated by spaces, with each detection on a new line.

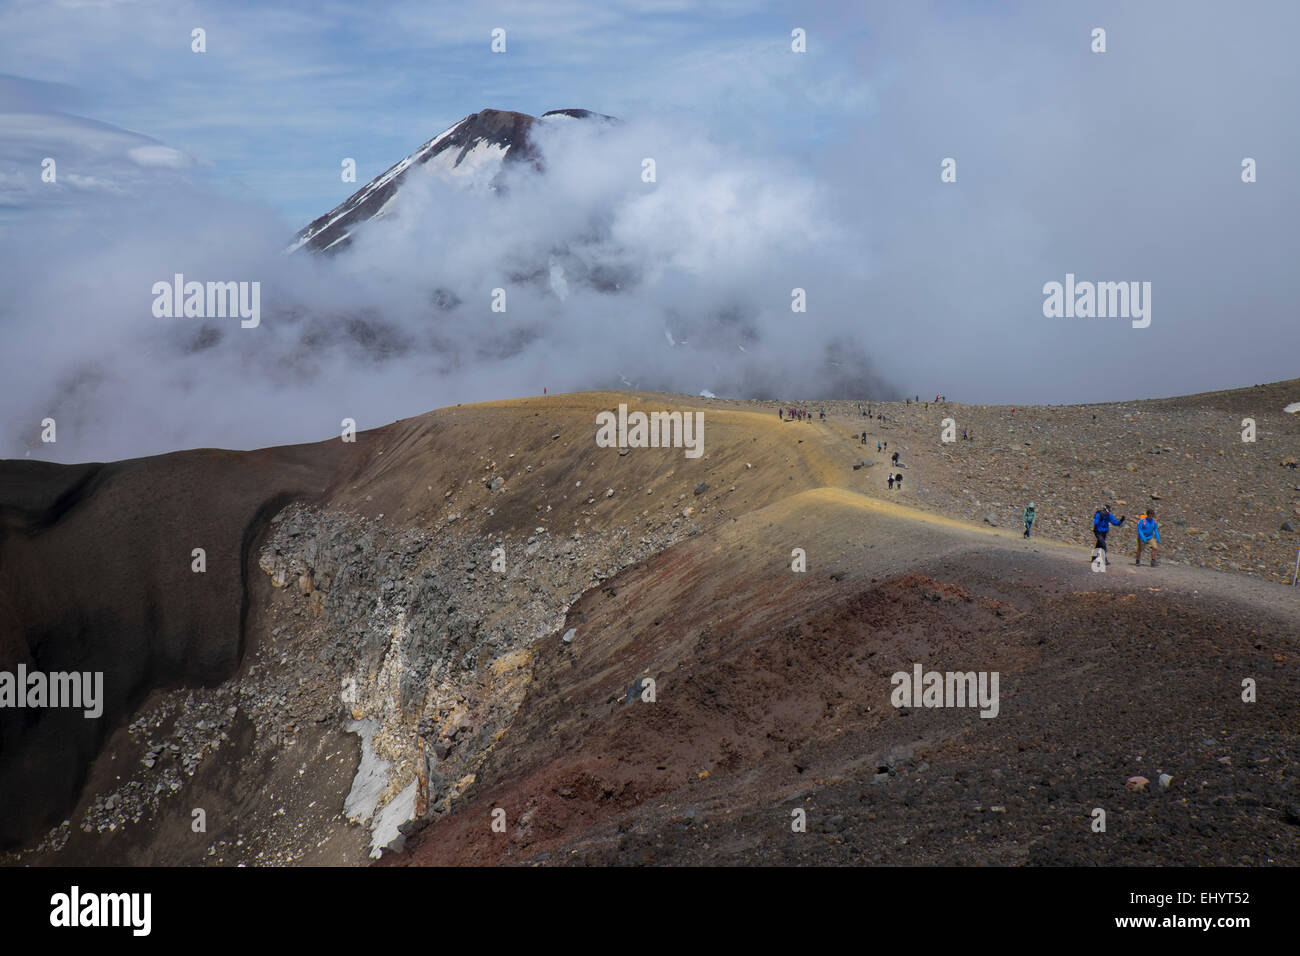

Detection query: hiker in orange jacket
xmin=1135 ymin=510 xmax=1161 ymax=567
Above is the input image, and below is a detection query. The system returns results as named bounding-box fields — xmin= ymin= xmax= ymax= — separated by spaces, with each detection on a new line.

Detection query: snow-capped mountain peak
xmin=289 ymin=108 xmax=614 ymax=254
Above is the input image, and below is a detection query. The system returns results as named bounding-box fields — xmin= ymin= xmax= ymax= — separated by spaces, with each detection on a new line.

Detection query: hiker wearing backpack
xmin=1092 ymin=505 xmax=1125 ymax=565
xmin=1023 ymin=502 xmax=1036 ymax=538
xmin=1135 ymin=509 xmax=1160 ymax=566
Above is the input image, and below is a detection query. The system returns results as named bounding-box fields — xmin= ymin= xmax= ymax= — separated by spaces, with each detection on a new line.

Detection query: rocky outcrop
xmin=252 ymin=501 xmax=692 ymax=857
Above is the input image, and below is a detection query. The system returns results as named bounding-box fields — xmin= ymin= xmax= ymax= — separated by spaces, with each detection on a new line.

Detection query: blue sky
xmin=1 ymin=0 xmax=866 ymax=228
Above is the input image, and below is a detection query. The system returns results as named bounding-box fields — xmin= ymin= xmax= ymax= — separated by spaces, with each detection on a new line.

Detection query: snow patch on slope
xmin=343 ymin=718 xmax=390 ymax=825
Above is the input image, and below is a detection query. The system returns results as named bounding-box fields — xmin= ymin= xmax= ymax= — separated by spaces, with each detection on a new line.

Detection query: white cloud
xmin=128 ymin=144 xmax=191 ymax=167
xmin=0 ymin=111 xmax=880 ymax=461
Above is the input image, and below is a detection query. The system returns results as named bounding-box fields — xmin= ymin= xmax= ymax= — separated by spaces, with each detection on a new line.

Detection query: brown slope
xmin=389 ymin=489 xmax=1299 ymax=866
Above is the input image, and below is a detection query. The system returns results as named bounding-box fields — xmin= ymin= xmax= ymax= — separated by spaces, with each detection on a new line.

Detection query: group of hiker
xmin=1018 ymin=502 xmax=1161 ymax=567
xmin=809 ymin=402 xmax=1165 ymax=569
xmin=883 ymin=444 xmax=902 ymax=490
xmin=1090 ymin=505 xmax=1161 ymax=566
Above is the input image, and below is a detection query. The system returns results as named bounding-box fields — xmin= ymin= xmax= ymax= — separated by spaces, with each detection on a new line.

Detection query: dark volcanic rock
xmin=0 ymin=442 xmax=344 ymax=847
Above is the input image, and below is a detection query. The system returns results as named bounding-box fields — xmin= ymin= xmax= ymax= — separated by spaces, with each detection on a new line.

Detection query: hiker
xmin=1092 ymin=505 xmax=1125 ymax=565
xmin=888 ymin=474 xmax=895 ymax=490
xmin=962 ymin=427 xmax=968 ymax=440
xmin=1023 ymin=502 xmax=1036 ymax=538
xmin=1135 ymin=510 xmax=1160 ymax=566
xmin=877 ymin=440 xmax=882 ymax=452
xmin=895 ymin=473 xmax=903 ymax=489
xmin=861 ymin=433 xmax=867 ymax=445
xmin=883 ymin=441 xmax=887 ymax=451
xmin=778 ymin=408 xmax=783 ymax=420
xmin=891 ymin=451 xmax=900 ymax=466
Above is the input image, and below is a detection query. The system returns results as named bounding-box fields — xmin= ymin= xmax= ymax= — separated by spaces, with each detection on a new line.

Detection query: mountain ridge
xmin=2 ymin=379 xmax=1298 ymax=863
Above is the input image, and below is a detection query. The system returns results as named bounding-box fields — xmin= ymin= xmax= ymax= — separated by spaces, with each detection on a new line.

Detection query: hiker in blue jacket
xmin=1135 ymin=509 xmax=1160 ymax=566
xmin=1092 ymin=505 xmax=1125 ymax=565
